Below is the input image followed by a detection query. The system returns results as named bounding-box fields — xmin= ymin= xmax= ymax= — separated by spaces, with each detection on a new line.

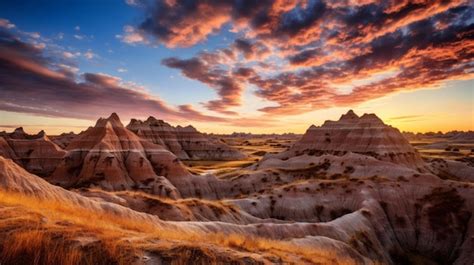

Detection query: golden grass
xmin=107 ymin=188 xmax=232 ymax=206
xmin=3 ymin=230 xmax=82 ymax=265
xmin=183 ymin=159 xmax=256 ymax=176
xmin=87 ymin=188 xmax=240 ymax=213
xmin=0 ymin=191 xmax=151 ymax=265
xmin=0 ymin=191 xmax=155 ymax=234
xmin=0 ymin=189 xmax=364 ymax=264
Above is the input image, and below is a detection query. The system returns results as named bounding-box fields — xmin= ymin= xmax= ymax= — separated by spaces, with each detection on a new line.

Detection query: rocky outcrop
xmin=266 ymin=110 xmax=426 ymax=171
xmin=77 ymin=188 xmax=264 ymax=224
xmin=0 ymin=127 xmax=66 ymax=177
xmin=50 ymin=132 xmax=77 ymax=149
xmin=404 ymin=130 xmax=474 ymax=142
xmin=127 ymin=117 xmax=246 ymax=161
xmin=228 ymin=172 xmax=474 ymax=265
xmin=0 ymin=137 xmax=15 ymax=159
xmin=429 ymin=158 xmax=474 ymax=182
xmin=48 ymin=113 xmax=191 ymax=198
xmin=0 ymin=156 xmax=165 ymax=224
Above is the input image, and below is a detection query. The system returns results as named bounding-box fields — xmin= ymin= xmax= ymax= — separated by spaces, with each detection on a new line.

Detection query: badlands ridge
xmin=0 ymin=110 xmax=473 ymax=264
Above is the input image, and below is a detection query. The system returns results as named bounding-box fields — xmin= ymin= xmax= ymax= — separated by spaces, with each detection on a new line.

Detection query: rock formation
xmin=0 ymin=136 xmax=15 ymax=160
xmin=127 ymin=117 xmax=246 ymax=160
xmin=266 ymin=110 xmax=426 ymax=170
xmin=228 ymin=172 xmax=474 ymax=265
xmin=0 ymin=156 xmax=164 ymax=224
xmin=50 ymin=132 xmax=77 ymax=149
xmin=48 ymin=113 xmax=191 ymax=198
xmin=0 ymin=127 xmax=65 ymax=177
xmin=429 ymin=158 xmax=474 ymax=182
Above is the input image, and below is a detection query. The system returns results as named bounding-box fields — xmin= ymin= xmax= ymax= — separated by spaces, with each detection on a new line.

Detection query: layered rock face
xmin=50 ymin=132 xmax=77 ymax=149
xmin=0 ymin=128 xmax=65 ymax=177
xmin=0 ymin=156 xmax=167 ymax=224
xmin=0 ymin=137 xmax=15 ymax=160
xmin=229 ymin=173 xmax=474 ymax=265
xmin=269 ymin=110 xmax=426 ymax=170
xmin=127 ymin=117 xmax=246 ymax=160
xmin=49 ymin=113 xmax=191 ymax=198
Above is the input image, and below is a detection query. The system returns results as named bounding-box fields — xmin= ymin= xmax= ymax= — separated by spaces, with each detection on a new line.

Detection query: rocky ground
xmin=0 ymin=110 xmax=473 ymax=264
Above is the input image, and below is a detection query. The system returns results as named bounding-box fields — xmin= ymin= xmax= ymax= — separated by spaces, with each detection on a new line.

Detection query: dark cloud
xmin=276 ymin=0 xmax=327 ymax=36
xmin=233 ymin=39 xmax=254 ymax=59
xmin=388 ymin=115 xmax=424 ymax=121
xmin=288 ymin=47 xmax=324 ymax=66
xmin=162 ymin=56 xmax=245 ymax=115
xmin=233 ymin=67 xmax=256 ymax=78
xmin=232 ymin=38 xmax=270 ymax=60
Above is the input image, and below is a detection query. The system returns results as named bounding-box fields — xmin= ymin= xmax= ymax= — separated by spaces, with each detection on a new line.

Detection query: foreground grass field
xmin=0 ymin=189 xmax=360 ymax=265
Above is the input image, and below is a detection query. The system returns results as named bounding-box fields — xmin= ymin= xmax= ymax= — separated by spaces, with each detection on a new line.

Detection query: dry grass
xmin=198 ymin=233 xmax=362 ymax=264
xmin=84 ymin=188 xmax=244 ymax=221
xmin=2 ymin=229 xmax=83 ymax=265
xmin=183 ymin=159 xmax=256 ymax=176
xmin=0 ymin=189 xmax=363 ymax=264
xmin=0 ymin=191 xmax=151 ymax=265
xmin=182 ymin=136 xmax=299 ymax=176
xmin=0 ymin=190 xmax=158 ymax=234
xmin=89 ymin=188 xmax=240 ymax=214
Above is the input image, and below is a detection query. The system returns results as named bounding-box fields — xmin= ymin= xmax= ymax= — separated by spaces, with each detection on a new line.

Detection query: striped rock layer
xmin=0 ymin=128 xmax=65 ymax=177
xmin=49 ymin=113 xmax=191 ymax=198
xmin=127 ymin=116 xmax=246 ymax=161
xmin=271 ymin=110 xmax=426 ymax=170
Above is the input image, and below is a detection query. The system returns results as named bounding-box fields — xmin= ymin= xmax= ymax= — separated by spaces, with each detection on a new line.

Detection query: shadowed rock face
xmin=127 ymin=117 xmax=246 ymax=161
xmin=429 ymin=158 xmax=474 ymax=182
xmin=50 ymin=132 xmax=77 ymax=149
xmin=48 ymin=113 xmax=191 ymax=198
xmin=0 ymin=156 xmax=163 ymax=222
xmin=268 ymin=110 xmax=426 ymax=171
xmin=0 ymin=128 xmax=66 ymax=177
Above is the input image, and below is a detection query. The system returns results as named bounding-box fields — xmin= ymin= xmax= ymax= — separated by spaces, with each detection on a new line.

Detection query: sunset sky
xmin=0 ymin=0 xmax=473 ymax=135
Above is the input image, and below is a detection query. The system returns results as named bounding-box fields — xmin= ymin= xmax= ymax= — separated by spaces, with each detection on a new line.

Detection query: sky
xmin=0 ymin=0 xmax=473 ymax=135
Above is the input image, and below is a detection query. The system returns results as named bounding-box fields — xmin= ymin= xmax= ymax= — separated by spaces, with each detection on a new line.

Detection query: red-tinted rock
xmin=0 ymin=128 xmax=66 ymax=177
xmin=127 ymin=117 xmax=246 ymax=160
xmin=49 ymin=113 xmax=190 ymax=198
xmin=50 ymin=132 xmax=78 ymax=149
xmin=272 ymin=110 xmax=426 ymax=170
